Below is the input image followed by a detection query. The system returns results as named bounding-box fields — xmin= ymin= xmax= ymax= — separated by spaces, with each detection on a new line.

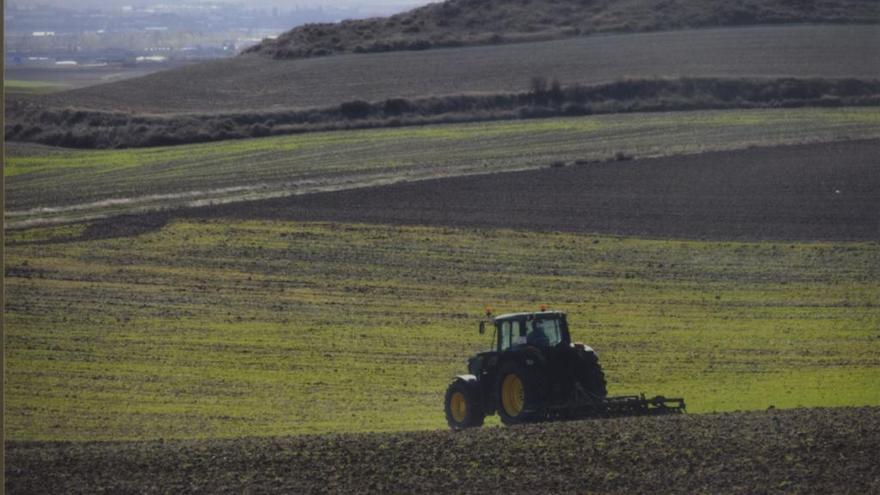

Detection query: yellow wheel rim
xmin=501 ymin=374 xmax=525 ymax=417
xmin=450 ymin=391 xmax=467 ymax=423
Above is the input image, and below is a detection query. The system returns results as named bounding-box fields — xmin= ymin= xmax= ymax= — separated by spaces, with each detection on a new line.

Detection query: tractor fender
xmin=572 ymin=342 xmax=594 ymax=352
xmin=454 ymin=374 xmax=478 ymax=384
xmin=572 ymin=342 xmax=597 ymax=356
xmin=453 ymin=374 xmax=491 ymax=415
xmin=453 ymin=375 xmax=481 ymax=392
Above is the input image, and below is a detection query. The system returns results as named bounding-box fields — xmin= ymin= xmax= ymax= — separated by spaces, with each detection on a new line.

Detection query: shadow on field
xmin=7 ymin=213 xmax=171 ymax=246
xmin=80 ymin=214 xmax=172 ymax=241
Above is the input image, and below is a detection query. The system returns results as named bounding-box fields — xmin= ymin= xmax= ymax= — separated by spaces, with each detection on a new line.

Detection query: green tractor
xmin=444 ymin=308 xmax=684 ymax=429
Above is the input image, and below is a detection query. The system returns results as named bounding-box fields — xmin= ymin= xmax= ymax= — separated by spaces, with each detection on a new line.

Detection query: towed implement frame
xmin=548 ymin=385 xmax=687 ymax=420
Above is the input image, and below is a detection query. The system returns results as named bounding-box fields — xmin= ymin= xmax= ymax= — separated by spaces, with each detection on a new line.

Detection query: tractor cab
xmin=491 ymin=311 xmax=570 ymax=352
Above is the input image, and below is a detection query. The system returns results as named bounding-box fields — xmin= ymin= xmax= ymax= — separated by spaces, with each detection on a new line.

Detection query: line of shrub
xmin=7 ymin=78 xmax=880 ymax=149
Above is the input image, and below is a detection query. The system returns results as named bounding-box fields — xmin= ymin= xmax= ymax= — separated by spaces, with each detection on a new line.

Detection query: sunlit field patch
xmin=5 ymin=219 xmax=878 ymax=440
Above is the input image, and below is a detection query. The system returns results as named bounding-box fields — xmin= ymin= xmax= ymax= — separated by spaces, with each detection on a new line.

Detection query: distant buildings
xmin=5 ymin=1 xmax=420 ymax=67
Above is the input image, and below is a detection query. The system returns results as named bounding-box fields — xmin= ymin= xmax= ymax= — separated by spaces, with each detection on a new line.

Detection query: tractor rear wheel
xmin=577 ymin=352 xmax=608 ymax=398
xmin=496 ymin=362 xmax=542 ymax=426
xmin=444 ymin=379 xmax=485 ymax=430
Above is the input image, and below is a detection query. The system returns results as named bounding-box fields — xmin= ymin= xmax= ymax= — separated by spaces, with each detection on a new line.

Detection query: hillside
xmin=246 ymin=0 xmax=880 ymax=59
xmin=34 ymin=25 xmax=879 ymax=115
xmin=7 ymin=25 xmax=880 ymax=149
xmin=6 ymin=3 xmax=879 ymax=150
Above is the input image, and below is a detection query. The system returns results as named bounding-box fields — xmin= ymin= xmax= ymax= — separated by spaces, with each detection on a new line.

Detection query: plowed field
xmin=6 ymin=407 xmax=879 ymax=494
xmin=186 ymin=140 xmax=880 ymax=241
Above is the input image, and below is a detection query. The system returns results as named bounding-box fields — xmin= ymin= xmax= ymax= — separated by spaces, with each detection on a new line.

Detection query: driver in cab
xmin=526 ymin=319 xmax=550 ymax=348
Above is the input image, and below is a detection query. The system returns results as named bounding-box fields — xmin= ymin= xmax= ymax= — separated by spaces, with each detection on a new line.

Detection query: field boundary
xmin=7 ymin=77 xmax=880 ymax=149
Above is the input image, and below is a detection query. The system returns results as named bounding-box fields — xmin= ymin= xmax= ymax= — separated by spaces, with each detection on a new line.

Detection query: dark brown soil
xmin=6 ymin=407 xmax=880 ymax=494
xmin=185 ymin=140 xmax=880 ymax=242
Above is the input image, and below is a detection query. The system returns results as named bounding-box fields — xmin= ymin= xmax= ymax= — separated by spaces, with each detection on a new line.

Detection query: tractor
xmin=444 ymin=308 xmax=684 ymax=429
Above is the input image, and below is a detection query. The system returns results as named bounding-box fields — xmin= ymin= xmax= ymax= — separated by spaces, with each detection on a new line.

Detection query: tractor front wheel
xmin=444 ymin=379 xmax=485 ymax=430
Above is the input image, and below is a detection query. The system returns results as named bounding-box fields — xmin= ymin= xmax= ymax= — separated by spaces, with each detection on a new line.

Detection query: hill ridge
xmin=246 ymin=0 xmax=880 ymax=59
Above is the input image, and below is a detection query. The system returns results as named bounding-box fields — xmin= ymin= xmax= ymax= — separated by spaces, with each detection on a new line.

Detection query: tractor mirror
xmin=479 ymin=321 xmax=485 ymax=334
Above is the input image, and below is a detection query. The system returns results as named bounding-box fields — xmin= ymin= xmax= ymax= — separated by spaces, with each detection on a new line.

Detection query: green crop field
xmin=4 ymin=79 xmax=70 ymax=95
xmin=7 ymin=106 xmax=880 ymax=227
xmin=5 ymin=219 xmax=879 ymax=441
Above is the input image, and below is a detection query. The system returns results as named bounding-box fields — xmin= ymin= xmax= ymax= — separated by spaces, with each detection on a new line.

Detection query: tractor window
xmin=527 ymin=318 xmax=564 ymax=347
xmin=499 ymin=321 xmax=512 ymax=351
xmin=499 ymin=320 xmax=533 ymax=351
xmin=511 ymin=321 xmax=527 ymax=346
xmin=499 ymin=320 xmax=528 ymax=351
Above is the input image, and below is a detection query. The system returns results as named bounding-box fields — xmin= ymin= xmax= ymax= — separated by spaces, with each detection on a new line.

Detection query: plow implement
xmin=545 ymin=386 xmax=687 ymax=420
